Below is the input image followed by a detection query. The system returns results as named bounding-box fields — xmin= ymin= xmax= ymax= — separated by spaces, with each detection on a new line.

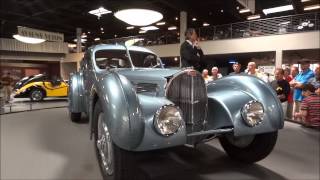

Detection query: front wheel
xmin=219 ymin=131 xmax=278 ymax=163
xmin=30 ymin=89 xmax=44 ymax=101
xmin=93 ymin=100 xmax=138 ymax=180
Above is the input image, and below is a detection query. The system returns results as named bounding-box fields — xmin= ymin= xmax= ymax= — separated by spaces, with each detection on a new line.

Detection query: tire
xmin=30 ymin=89 xmax=44 ymax=102
xmin=93 ymin=100 xmax=138 ymax=180
xmin=70 ymin=112 xmax=81 ymax=122
xmin=219 ymin=131 xmax=278 ymax=163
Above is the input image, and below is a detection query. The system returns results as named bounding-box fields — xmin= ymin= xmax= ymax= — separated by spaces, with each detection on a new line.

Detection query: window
xmin=129 ymin=51 xmax=160 ymax=68
xmin=95 ymin=50 xmax=130 ymax=69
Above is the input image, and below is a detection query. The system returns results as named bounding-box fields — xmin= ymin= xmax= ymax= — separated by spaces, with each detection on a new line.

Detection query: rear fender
xmin=68 ymin=72 xmax=85 ymax=113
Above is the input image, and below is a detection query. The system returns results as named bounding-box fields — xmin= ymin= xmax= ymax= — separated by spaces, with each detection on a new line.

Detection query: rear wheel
xmin=70 ymin=112 xmax=81 ymax=122
xmin=219 ymin=131 xmax=278 ymax=163
xmin=30 ymin=89 xmax=44 ymax=101
xmin=93 ymin=100 xmax=138 ymax=180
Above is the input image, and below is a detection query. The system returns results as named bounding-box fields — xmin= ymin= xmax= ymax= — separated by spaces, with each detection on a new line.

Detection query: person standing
xmin=286 ymin=66 xmax=299 ymax=120
xmin=290 ymin=61 xmax=314 ymax=122
xmin=180 ymin=28 xmax=204 ymax=71
xmin=308 ymin=65 xmax=320 ymax=95
xmin=1 ymin=72 xmax=14 ymax=103
xmin=270 ymin=68 xmax=290 ymax=115
xmin=294 ymin=84 xmax=320 ymax=128
xmin=229 ymin=62 xmax=243 ymax=75
xmin=211 ymin=67 xmax=223 ymax=81
xmin=202 ymin=69 xmax=212 ymax=83
xmin=246 ymin=61 xmax=262 ymax=78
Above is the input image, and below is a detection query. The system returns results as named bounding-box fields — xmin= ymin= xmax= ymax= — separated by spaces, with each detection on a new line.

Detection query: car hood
xmin=114 ymin=68 xmax=180 ymax=82
xmin=110 ymin=68 xmax=181 ymax=96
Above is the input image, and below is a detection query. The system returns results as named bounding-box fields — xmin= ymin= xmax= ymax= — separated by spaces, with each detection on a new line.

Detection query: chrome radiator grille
xmin=166 ymin=70 xmax=207 ymax=132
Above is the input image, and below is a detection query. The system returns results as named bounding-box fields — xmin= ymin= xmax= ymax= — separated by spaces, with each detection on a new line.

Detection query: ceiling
xmin=0 ymin=0 xmax=318 ymax=43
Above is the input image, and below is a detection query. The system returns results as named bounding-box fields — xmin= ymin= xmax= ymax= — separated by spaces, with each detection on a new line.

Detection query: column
xmin=76 ymin=28 xmax=82 ymax=53
xmin=180 ymin=11 xmax=187 ymax=44
xmin=180 ymin=11 xmax=187 ymax=67
xmin=275 ymin=50 xmax=283 ymax=68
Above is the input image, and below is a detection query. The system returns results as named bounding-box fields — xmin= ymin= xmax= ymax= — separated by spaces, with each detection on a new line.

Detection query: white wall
xmin=146 ymin=31 xmax=320 ymax=57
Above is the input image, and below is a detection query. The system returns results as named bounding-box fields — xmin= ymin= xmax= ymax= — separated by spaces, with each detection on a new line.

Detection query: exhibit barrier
xmin=103 ymin=12 xmax=319 ymax=46
xmin=0 ymin=98 xmax=67 ymax=115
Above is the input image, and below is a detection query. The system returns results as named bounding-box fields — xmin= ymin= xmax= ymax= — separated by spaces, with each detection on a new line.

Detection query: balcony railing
xmin=103 ymin=12 xmax=319 ymax=46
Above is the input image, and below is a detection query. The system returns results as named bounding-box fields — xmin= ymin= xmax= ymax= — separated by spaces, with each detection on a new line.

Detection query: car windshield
xmin=129 ymin=50 xmax=161 ymax=68
xmin=95 ymin=50 xmax=131 ymax=69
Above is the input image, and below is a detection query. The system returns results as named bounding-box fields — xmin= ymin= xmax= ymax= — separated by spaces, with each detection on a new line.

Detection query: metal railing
xmin=102 ymin=12 xmax=319 ymax=46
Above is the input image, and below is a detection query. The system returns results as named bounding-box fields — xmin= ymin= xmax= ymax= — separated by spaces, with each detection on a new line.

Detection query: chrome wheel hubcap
xmin=31 ymin=90 xmax=42 ymax=101
xmin=97 ymin=113 xmax=114 ymax=175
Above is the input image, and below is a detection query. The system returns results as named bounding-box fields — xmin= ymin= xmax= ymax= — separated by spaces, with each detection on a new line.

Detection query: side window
xmin=95 ymin=50 xmax=130 ymax=69
xmin=81 ymin=52 xmax=91 ymax=70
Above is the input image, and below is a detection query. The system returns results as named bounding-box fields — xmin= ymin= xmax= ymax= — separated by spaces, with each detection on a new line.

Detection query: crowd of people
xmin=180 ymin=28 xmax=319 ymax=129
xmin=199 ymin=61 xmax=320 ymax=129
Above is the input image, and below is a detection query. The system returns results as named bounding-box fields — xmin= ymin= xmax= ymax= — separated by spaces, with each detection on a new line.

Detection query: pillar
xmin=179 ymin=11 xmax=187 ymax=67
xmin=275 ymin=50 xmax=283 ymax=68
xmin=76 ymin=28 xmax=82 ymax=53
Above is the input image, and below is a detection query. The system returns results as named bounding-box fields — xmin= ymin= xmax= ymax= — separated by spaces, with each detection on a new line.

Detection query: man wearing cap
xmin=290 ymin=60 xmax=315 ymax=122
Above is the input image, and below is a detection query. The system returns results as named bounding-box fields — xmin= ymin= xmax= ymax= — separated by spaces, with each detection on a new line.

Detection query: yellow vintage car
xmin=14 ymin=74 xmax=68 ymax=101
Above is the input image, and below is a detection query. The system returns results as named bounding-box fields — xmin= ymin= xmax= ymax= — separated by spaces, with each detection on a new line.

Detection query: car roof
xmin=89 ymin=44 xmax=155 ymax=54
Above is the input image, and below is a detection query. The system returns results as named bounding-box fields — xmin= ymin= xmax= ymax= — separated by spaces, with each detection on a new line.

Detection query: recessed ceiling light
xmin=140 ymin=26 xmax=159 ymax=31
xmin=168 ymin=26 xmax=177 ymax=30
xmin=301 ymin=0 xmax=311 ymax=2
xmin=236 ymin=6 xmax=240 ymax=10
xmin=94 ymin=38 xmax=101 ymax=41
xmin=304 ymin=4 xmax=320 ymax=11
xmin=100 ymin=27 xmax=104 ymax=31
xmin=81 ymin=34 xmax=87 ymax=38
xmin=220 ymin=9 xmax=224 ymax=13
xmin=247 ymin=14 xmax=261 ymax=20
xmin=139 ymin=30 xmax=147 ymax=34
xmin=88 ymin=31 xmax=91 ymax=34
xmin=263 ymin=5 xmax=294 ymax=15
xmin=239 ymin=8 xmax=250 ymax=13
xmin=192 ymin=18 xmax=197 ymax=21
xmin=101 ymin=31 xmax=104 ymax=34
xmin=89 ymin=7 xmax=112 ymax=18
xmin=114 ymin=9 xmax=163 ymax=26
xmin=175 ymin=17 xmax=178 ymax=20
xmin=156 ymin=22 xmax=166 ymax=25
xmin=13 ymin=34 xmax=45 ymax=44
xmin=126 ymin=26 xmax=135 ymax=30
xmin=174 ymin=57 xmax=178 ymax=61
xmin=203 ymin=22 xmax=210 ymax=27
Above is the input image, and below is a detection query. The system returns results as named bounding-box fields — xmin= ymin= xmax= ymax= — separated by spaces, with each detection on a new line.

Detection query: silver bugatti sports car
xmin=68 ymin=44 xmax=284 ymax=180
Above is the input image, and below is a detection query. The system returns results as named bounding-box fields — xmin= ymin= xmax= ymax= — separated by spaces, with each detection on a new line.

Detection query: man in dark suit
xmin=180 ymin=28 xmax=204 ymax=71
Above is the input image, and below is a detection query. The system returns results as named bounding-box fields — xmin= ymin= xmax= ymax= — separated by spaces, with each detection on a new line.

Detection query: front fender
xmin=206 ymin=75 xmax=284 ymax=136
xmin=97 ymin=73 xmax=144 ymax=150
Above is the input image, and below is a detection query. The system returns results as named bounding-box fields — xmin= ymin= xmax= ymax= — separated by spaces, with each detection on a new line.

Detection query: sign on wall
xmin=17 ymin=26 xmax=64 ymax=42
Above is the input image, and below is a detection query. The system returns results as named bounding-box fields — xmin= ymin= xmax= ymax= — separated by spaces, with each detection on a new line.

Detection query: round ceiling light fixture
xmin=13 ymin=34 xmax=46 ymax=44
xmin=114 ymin=9 xmax=163 ymax=26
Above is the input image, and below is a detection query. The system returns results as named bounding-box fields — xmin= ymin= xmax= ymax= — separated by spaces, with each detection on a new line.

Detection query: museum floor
xmin=1 ymin=107 xmax=319 ymax=180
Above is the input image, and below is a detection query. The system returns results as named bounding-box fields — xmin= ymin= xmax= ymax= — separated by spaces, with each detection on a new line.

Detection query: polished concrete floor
xmin=1 ymin=108 xmax=319 ymax=180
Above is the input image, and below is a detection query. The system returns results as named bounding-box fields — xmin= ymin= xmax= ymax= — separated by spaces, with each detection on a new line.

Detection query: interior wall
xmin=146 ymin=31 xmax=320 ymax=57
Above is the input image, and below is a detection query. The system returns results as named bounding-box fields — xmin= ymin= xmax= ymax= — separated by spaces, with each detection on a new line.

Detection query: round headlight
xmin=154 ymin=105 xmax=183 ymax=136
xmin=241 ymin=100 xmax=264 ymax=127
